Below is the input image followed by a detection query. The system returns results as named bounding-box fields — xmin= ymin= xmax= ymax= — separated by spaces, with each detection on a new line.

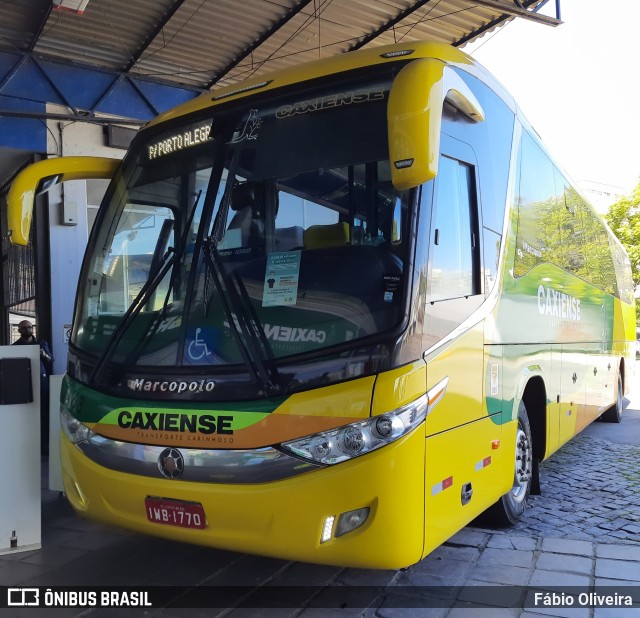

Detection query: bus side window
xmin=514 ymin=132 xmax=559 ymax=277
xmin=428 ymin=156 xmax=480 ymax=302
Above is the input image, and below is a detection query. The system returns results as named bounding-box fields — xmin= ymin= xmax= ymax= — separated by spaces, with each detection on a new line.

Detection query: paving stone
xmin=595 ymin=577 xmax=640 ymax=586
xmin=595 ymin=558 xmax=640 ymax=581
xmin=466 ymin=563 xmax=530 ymax=586
xmin=398 ymin=556 xmax=473 ymax=586
xmin=337 ymin=569 xmax=399 ymax=587
xmin=476 ymin=547 xmax=535 ymax=569
xmin=541 ymin=539 xmax=593 ymax=557
xmin=272 ymin=562 xmax=343 ymax=586
xmin=0 ymin=560 xmax=53 ymax=586
xmin=2 ymin=545 xmax=86 ymax=568
xmin=0 ymin=548 xmax=41 ymax=562
xmin=487 ymin=535 xmax=538 ymax=551
xmin=594 ymin=609 xmax=640 ymax=618
xmin=428 ymin=543 xmax=481 ymax=563
xmin=529 ymin=569 xmax=590 ymax=588
xmin=226 ymin=609 xmax=296 ymax=618
xmin=158 ymin=608 xmax=228 ymax=617
xmin=596 ymin=544 xmax=640 ymax=561
xmin=448 ymin=605 xmax=519 ymax=616
xmin=376 ymin=601 xmax=448 ymax=618
xmin=298 ymin=608 xmax=371 ymax=617
xmin=535 ymin=553 xmax=592 ymax=575
xmin=447 ymin=529 xmax=490 ymax=548
xmin=457 ymin=583 xmax=526 ymax=609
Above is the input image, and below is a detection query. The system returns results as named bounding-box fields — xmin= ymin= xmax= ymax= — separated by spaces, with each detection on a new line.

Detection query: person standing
xmin=13 ymin=320 xmax=53 ymax=455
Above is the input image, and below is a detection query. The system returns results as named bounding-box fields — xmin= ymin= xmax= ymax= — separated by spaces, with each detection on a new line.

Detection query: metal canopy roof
xmin=1 ymin=0 xmax=559 ymax=91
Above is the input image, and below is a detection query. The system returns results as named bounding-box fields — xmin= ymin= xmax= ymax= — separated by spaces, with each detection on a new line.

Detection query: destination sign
xmin=147 ymin=122 xmax=212 ymax=160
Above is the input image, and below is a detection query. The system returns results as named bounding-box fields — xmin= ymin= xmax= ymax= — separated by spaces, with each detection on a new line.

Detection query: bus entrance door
xmin=422 ymin=319 xmax=501 ymax=556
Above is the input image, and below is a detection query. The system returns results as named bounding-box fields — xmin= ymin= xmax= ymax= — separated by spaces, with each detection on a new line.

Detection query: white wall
xmin=0 ymin=345 xmax=41 ymax=554
xmin=45 ymin=105 xmax=129 ymax=373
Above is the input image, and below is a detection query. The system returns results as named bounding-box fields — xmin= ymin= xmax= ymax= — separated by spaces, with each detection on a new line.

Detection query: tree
xmin=606 ymin=182 xmax=640 ymax=321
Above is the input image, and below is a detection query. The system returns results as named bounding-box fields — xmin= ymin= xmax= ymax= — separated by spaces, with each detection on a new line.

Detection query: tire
xmin=601 ymin=370 xmax=623 ymax=423
xmin=482 ymin=400 xmax=533 ymax=526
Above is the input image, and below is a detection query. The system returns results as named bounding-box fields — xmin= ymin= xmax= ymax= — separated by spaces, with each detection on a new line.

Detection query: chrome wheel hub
xmin=512 ymin=425 xmax=532 ymax=503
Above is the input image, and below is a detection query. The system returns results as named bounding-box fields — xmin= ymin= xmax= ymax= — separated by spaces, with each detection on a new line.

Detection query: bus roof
xmin=144 ymin=39 xmax=515 ymax=130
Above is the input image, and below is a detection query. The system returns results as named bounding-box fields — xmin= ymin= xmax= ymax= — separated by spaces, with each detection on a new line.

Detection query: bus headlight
xmin=60 ymin=406 xmax=94 ymax=444
xmin=281 ymin=393 xmax=429 ymax=465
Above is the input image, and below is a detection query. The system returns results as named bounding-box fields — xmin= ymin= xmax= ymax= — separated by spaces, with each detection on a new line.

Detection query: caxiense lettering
xmin=117 ymin=410 xmax=233 ymax=435
xmin=537 ymin=285 xmax=581 ymax=321
xmin=263 ymin=323 xmax=326 ymax=343
xmin=276 ymin=89 xmax=385 ymax=118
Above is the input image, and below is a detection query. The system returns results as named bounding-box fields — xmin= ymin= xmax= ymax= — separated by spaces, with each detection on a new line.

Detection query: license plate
xmin=145 ymin=497 xmax=207 ymax=530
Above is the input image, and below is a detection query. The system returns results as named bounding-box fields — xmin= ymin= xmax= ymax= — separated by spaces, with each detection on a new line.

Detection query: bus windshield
xmin=73 ymin=72 xmax=412 ymax=375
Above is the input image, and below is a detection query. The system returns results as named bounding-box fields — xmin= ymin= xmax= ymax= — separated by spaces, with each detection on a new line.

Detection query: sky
xmin=464 ymin=0 xmax=640 ymax=201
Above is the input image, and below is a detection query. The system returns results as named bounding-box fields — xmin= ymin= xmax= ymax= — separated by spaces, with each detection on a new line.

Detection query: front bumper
xmin=61 ymin=425 xmax=426 ymax=569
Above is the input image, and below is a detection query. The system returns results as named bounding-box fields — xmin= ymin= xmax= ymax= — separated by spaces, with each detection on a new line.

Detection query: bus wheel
xmin=601 ymin=371 xmax=623 ymax=423
xmin=483 ymin=401 xmax=533 ymax=526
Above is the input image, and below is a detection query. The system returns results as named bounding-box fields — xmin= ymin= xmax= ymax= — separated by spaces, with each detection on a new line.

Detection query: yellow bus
xmin=8 ymin=40 xmax=636 ymax=569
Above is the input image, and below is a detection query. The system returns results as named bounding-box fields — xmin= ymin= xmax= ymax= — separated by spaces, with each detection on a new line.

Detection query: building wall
xmin=45 ymin=107 xmax=127 ymax=373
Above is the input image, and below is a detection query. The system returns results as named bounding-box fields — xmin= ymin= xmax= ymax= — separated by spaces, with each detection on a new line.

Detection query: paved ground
xmin=506 ymin=427 xmax=640 ymax=545
xmin=2 ymin=377 xmax=640 ymax=616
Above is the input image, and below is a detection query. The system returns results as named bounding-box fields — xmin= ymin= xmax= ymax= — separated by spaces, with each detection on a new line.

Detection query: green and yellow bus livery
xmin=9 ymin=40 xmax=635 ymax=568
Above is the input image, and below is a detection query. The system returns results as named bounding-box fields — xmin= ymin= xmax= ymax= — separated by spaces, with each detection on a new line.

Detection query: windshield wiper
xmin=232 ymin=270 xmax=276 ymax=364
xmin=202 ymin=237 xmax=279 ymax=396
xmin=115 ymin=190 xmax=203 ymax=368
xmin=159 ymin=189 xmax=202 ymax=316
xmin=88 ymin=247 xmax=175 ymax=386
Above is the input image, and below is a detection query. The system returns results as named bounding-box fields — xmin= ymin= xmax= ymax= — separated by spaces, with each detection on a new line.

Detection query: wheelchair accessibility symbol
xmin=187 ymin=328 xmax=212 ymax=361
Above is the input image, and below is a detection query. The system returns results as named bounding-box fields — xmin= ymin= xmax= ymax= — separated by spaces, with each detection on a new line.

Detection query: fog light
xmin=321 ymin=515 xmax=335 ymax=543
xmin=336 ymin=507 xmax=370 ymax=537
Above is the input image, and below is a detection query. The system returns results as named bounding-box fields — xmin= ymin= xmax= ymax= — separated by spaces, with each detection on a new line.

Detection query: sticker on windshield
xmin=94 ymin=256 xmax=105 ymax=274
xmin=184 ymin=327 xmax=223 ymax=365
xmin=262 ymin=251 xmax=301 ymax=307
xmin=87 ymin=297 xmax=99 ymax=318
xmin=383 ymin=274 xmax=401 ymax=303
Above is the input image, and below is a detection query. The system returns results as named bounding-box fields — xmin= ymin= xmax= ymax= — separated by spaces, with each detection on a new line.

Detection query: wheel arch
xmin=517 ymin=373 xmax=547 ymax=496
xmin=521 ymin=376 xmax=547 ymax=464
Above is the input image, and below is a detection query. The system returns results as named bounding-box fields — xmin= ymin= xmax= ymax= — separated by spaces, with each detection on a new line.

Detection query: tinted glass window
xmin=445 ymin=70 xmax=514 ymax=234
xmin=429 ymin=156 xmax=478 ymax=301
xmin=514 ymin=132 xmax=561 ymax=277
xmin=73 ymin=71 xmax=414 ymax=369
xmin=579 ymin=200 xmax=615 ymax=295
xmin=515 ymin=130 xmax=621 ymax=298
